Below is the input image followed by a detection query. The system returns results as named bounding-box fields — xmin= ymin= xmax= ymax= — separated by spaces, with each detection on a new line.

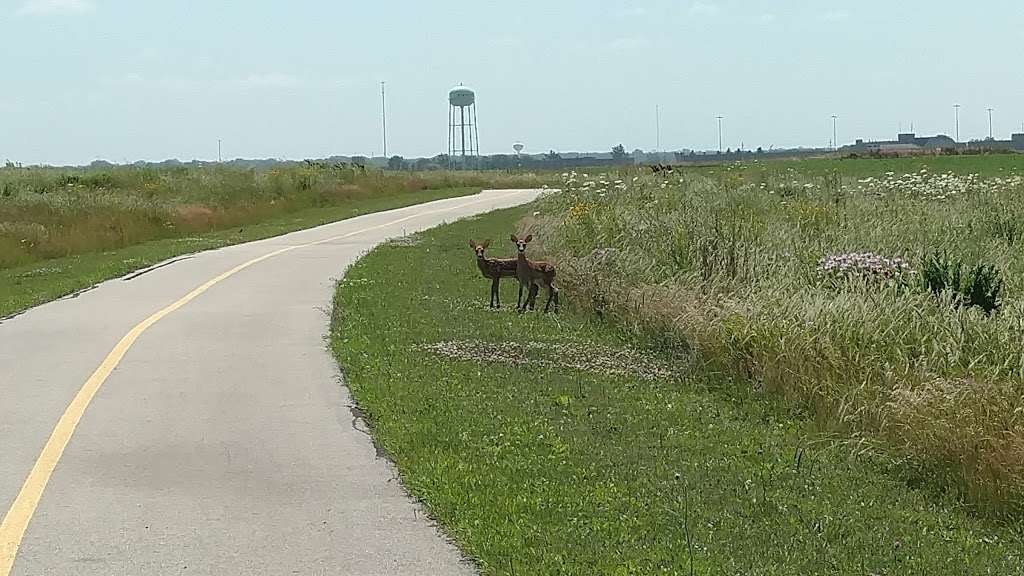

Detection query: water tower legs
xmin=447 ymin=86 xmax=479 ymax=170
xmin=460 ymin=106 xmax=467 ymax=159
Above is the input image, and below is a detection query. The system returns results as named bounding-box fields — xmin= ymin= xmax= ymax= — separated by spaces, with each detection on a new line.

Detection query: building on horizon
xmin=844 ymin=132 xmax=1024 ymax=154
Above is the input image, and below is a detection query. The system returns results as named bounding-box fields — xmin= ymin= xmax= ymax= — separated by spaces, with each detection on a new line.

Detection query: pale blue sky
xmin=1 ymin=0 xmax=1022 ymax=165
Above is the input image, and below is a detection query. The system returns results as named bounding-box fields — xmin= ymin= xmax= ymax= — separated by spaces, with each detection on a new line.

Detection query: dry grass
xmin=420 ymin=339 xmax=678 ymax=381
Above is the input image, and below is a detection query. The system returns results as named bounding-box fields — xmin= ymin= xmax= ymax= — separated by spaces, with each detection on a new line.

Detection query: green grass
xmin=0 ymin=186 xmax=477 ymax=318
xmin=330 ymin=205 xmax=1024 ymax=575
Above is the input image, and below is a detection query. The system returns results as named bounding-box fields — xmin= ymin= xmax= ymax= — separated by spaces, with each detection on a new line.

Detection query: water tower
xmin=448 ymin=85 xmax=479 ymax=169
xmin=513 ymin=142 xmax=524 ymax=168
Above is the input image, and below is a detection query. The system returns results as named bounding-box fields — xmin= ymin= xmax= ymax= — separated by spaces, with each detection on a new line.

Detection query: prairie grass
xmin=0 ymin=164 xmax=549 ymax=269
xmin=527 ymin=158 xmax=1024 ymax=514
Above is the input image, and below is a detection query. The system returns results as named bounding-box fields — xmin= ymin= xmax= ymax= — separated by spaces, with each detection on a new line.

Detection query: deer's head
xmin=510 ymin=234 xmax=533 ymax=254
xmin=469 ymin=239 xmax=492 ymax=258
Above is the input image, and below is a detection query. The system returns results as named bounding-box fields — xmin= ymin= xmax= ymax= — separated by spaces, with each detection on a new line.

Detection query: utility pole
xmin=831 ymin=115 xmax=838 ymax=151
xmin=655 ymin=105 xmax=661 ymax=151
xmin=218 ymin=139 xmax=222 ymax=163
xmin=381 ymin=82 xmax=388 ymax=158
xmin=988 ymin=107 xmax=994 ymax=139
xmin=953 ymin=104 xmax=960 ymax=142
xmin=716 ymin=115 xmax=724 ymax=153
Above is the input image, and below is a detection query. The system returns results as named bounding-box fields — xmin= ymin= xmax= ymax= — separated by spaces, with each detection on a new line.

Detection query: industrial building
xmin=845 ymin=132 xmax=1024 ymax=154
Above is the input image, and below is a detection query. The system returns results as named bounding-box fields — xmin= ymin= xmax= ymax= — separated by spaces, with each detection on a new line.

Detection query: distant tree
xmin=485 ymin=154 xmax=513 ymax=170
xmin=414 ymin=158 xmax=434 ymax=171
xmin=611 ymin=144 xmax=627 ymax=160
xmin=545 ymin=150 xmax=562 ymax=160
xmin=387 ymin=155 xmax=405 ymax=170
xmin=350 ymin=156 xmax=368 ymax=166
xmin=725 ymin=148 xmax=732 ymax=155
xmin=756 ymin=147 xmax=764 ymax=154
xmin=432 ymin=154 xmax=450 ymax=168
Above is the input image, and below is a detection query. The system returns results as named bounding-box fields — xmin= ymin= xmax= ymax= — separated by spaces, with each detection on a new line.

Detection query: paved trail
xmin=0 ymin=190 xmax=543 ymax=575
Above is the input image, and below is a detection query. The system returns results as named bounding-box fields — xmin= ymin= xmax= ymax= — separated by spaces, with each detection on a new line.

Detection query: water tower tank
xmin=449 ymin=87 xmax=475 ymax=107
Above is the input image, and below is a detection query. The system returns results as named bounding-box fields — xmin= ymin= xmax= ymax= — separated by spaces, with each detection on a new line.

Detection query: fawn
xmin=510 ymin=234 xmax=559 ymax=313
xmin=469 ymin=239 xmax=522 ymax=308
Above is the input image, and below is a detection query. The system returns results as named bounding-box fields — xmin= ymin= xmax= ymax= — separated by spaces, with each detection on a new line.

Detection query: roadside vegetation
xmin=0 ymin=164 xmax=549 ymax=317
xmin=331 ymin=204 xmax=1023 ymax=575
xmin=528 ymin=157 xmax=1024 ymax=514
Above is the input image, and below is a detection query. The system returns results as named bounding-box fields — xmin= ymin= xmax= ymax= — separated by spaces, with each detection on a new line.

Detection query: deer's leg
xmin=528 ymin=282 xmax=538 ymax=310
xmin=491 ymin=276 xmax=500 ymax=308
xmin=545 ymin=282 xmax=559 ymax=314
xmin=517 ymin=281 xmax=524 ymax=311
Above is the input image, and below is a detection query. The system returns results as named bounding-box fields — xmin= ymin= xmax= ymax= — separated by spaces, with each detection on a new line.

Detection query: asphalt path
xmin=0 ymin=189 xmax=544 ymax=575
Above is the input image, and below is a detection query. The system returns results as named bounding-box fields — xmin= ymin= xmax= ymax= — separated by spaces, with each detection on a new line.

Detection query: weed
xmin=921 ymin=251 xmax=1003 ymax=314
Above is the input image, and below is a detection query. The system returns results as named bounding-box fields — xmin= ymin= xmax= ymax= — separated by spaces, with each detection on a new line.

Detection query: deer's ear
xmin=525 ymin=234 xmax=534 ymax=243
xmin=510 ymin=234 xmax=518 ymax=242
xmin=468 ymin=239 xmax=476 ymax=248
xmin=482 ymin=240 xmax=491 ymax=249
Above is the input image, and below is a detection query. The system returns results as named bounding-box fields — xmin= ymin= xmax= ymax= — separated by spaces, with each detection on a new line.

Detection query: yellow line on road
xmin=0 ymin=192 xmax=517 ymax=575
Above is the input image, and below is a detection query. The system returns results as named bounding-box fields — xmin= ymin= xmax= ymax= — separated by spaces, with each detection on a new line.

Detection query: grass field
xmin=0 ymin=164 xmax=549 ymax=318
xmin=686 ymin=152 xmax=1024 ymax=179
xmin=527 ymin=155 xmax=1024 ymax=514
xmin=331 ymin=204 xmax=1023 ymax=575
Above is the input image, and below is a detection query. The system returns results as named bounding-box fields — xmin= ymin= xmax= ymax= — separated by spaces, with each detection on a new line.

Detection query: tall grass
xmin=528 ymin=162 xmax=1024 ymax=514
xmin=0 ymin=164 xmax=549 ymax=269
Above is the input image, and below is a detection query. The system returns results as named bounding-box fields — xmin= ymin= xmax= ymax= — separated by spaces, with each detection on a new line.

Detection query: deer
xmin=469 ymin=239 xmax=523 ymax=308
xmin=510 ymin=234 xmax=559 ymax=313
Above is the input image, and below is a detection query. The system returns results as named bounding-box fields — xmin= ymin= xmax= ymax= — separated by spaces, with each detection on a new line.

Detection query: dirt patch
xmin=387 ymin=233 xmax=423 ymax=247
xmin=420 ymin=339 xmax=677 ymax=381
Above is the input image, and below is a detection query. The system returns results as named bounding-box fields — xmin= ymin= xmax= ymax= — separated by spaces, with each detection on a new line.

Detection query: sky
xmin=1 ymin=0 xmax=1023 ymax=165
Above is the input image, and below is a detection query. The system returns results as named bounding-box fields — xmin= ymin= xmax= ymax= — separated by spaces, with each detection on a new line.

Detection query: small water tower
xmin=513 ymin=142 xmax=524 ymax=168
xmin=448 ymin=85 xmax=479 ymax=169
